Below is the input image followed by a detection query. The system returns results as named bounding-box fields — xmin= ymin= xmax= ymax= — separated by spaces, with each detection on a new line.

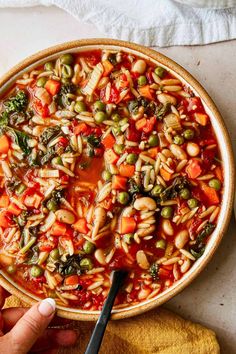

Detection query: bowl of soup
xmin=0 ymin=39 xmax=234 ymax=320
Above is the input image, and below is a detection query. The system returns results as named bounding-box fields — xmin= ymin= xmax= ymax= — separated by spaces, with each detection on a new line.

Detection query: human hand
xmin=0 ymin=286 xmax=78 ymax=354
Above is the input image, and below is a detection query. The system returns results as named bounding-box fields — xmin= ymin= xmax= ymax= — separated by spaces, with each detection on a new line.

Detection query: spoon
xmin=85 ymin=269 xmax=127 ymax=354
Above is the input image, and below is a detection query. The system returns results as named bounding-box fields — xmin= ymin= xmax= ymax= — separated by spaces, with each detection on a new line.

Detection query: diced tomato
xmin=112 ymin=175 xmax=127 ymax=190
xmin=74 ymin=123 xmax=91 ymax=135
xmin=159 ymin=267 xmax=171 ymax=280
xmin=64 ymin=275 xmax=79 ymax=286
xmin=0 ymin=135 xmax=10 ymax=154
xmin=50 ymin=221 xmax=67 ymax=236
xmin=199 ymin=181 xmax=220 ymax=205
xmin=82 ymin=50 xmax=101 ymax=66
xmin=201 ymin=148 xmax=216 ymax=170
xmin=0 ymin=211 xmax=11 ymax=228
xmin=73 ymin=218 xmax=88 ymax=234
xmin=57 ymin=137 xmax=68 ymax=147
xmin=126 ymin=121 xmax=141 ymax=142
xmin=104 ymin=149 xmax=119 ymax=164
xmin=143 ymin=116 xmax=156 ymax=134
xmin=33 ymin=100 xmax=49 ymax=118
xmin=120 ymin=217 xmax=136 ymax=234
xmin=100 ymin=85 xmax=120 ymax=104
xmin=186 ymin=159 xmax=202 ymax=179
xmin=94 ymin=147 xmax=104 ymax=157
xmin=8 ymin=203 xmax=21 ymax=216
xmin=45 ymin=79 xmax=61 ymax=96
xmin=119 ymin=164 xmax=135 ymax=178
xmin=186 ymin=97 xmax=204 ymax=113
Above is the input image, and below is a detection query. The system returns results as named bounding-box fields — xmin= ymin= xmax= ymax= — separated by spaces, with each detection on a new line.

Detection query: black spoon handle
xmin=85 ymin=270 xmax=127 ymax=354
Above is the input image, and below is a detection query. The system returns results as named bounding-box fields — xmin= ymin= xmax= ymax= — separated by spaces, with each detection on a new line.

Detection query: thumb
xmin=8 ymin=298 xmax=56 ymax=354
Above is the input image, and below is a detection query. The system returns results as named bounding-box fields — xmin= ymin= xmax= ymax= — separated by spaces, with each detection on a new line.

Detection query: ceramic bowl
xmin=0 ymin=39 xmax=234 ymax=321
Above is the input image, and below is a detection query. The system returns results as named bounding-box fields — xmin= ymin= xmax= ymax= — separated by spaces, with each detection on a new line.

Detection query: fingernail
xmin=38 ymin=298 xmax=56 ymax=317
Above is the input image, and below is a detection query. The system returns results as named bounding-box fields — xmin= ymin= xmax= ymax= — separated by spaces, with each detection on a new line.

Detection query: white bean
xmin=134 ymin=197 xmax=157 ymax=211
xmin=94 ymin=249 xmax=106 ymax=265
xmin=186 ymin=142 xmax=200 ymax=157
xmin=55 ymin=209 xmax=75 ymax=224
xmin=132 ymin=59 xmax=146 ymax=74
xmin=136 ymin=250 xmax=150 ymax=269
xmin=175 ymin=230 xmax=189 ymax=249
xmin=170 ymin=144 xmax=187 ymax=160
xmin=162 ymin=219 xmax=174 ymax=236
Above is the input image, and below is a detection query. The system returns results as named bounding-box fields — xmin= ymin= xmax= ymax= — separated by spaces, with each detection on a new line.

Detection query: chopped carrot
xmin=119 ymin=164 xmax=135 ymax=178
xmin=104 ymin=149 xmax=119 ymax=164
xmin=8 ymin=203 xmax=21 ymax=216
xmin=0 ymin=195 xmax=10 ymax=208
xmin=50 ymin=221 xmax=67 ymax=236
xmin=102 ymin=59 xmax=114 ymax=76
xmin=138 ymin=85 xmax=154 ymax=100
xmin=147 ymin=147 xmax=159 ymax=159
xmin=135 ymin=118 xmax=147 ymax=131
xmin=186 ymin=159 xmax=202 ymax=179
xmin=74 ymin=123 xmax=89 ymax=135
xmin=73 ymin=218 xmax=88 ymax=234
xmin=0 ymin=135 xmax=10 ymax=154
xmin=64 ymin=275 xmax=79 ymax=286
xmin=160 ymin=168 xmax=172 ymax=182
xmin=121 ymin=217 xmax=136 ymax=234
xmin=194 ymin=113 xmax=208 ymax=126
xmin=45 ymin=79 xmax=61 ymax=96
xmin=112 ymin=175 xmax=128 ymax=190
xmin=215 ymin=166 xmax=223 ymax=182
xmin=199 ymin=181 xmax=220 ymax=205
xmin=101 ymin=133 xmax=116 ymax=149
xmin=0 ymin=211 xmax=10 ymax=228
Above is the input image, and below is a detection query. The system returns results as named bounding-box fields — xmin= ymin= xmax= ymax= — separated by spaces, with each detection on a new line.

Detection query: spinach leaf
xmin=158 ymin=177 xmax=189 ymax=202
xmin=87 ymin=134 xmax=101 ymax=148
xmin=12 ymin=129 xmax=31 ymax=155
xmin=128 ymin=178 xmax=141 ymax=195
xmin=0 ymin=111 xmax=9 ymax=126
xmin=4 ymin=90 xmax=28 ymax=114
xmin=196 ymin=222 xmax=215 ymax=244
xmin=40 ymin=126 xmax=61 ymax=146
xmin=58 ymin=255 xmax=83 ymax=276
xmin=156 ymin=103 xmax=171 ymax=120
xmin=40 ymin=148 xmax=56 ymax=165
xmin=149 ymin=263 xmax=159 ymax=280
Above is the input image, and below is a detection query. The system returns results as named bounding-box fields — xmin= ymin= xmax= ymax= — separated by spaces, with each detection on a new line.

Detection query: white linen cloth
xmin=0 ymin=0 xmax=236 ymax=47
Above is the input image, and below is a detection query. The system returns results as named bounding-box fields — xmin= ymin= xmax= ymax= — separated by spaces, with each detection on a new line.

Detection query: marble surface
xmin=0 ymin=5 xmax=236 ymax=353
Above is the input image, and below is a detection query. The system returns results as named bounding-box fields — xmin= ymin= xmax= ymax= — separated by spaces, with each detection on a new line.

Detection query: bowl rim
xmin=0 ymin=38 xmax=234 ymax=321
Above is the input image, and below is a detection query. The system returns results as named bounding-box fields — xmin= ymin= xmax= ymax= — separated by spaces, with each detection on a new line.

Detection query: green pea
xmin=208 ymin=178 xmax=221 ymax=191
xmin=30 ymin=265 xmax=43 ymax=278
xmin=161 ymin=206 xmax=173 ymax=219
xmin=60 ymin=53 xmax=74 ymax=65
xmin=15 ymin=183 xmax=26 ymax=196
xmin=112 ymin=125 xmax=122 ymax=136
xmin=154 ymin=67 xmax=166 ymax=78
xmin=50 ymin=249 xmax=60 ymax=260
xmin=111 ymin=113 xmax=121 ymax=122
xmin=187 ymin=198 xmax=198 ymax=209
xmin=155 ymin=239 xmax=166 ymax=249
xmin=94 ymin=100 xmax=106 ymax=112
xmin=119 ymin=118 xmax=128 ymax=126
xmin=94 ymin=111 xmax=107 ymax=124
xmin=44 ymin=61 xmax=54 ymax=71
xmin=183 ymin=129 xmax=195 ymax=140
xmin=117 ymin=191 xmax=130 ymax=205
xmin=179 ymin=188 xmax=191 ymax=200
xmin=36 ymin=77 xmax=47 ymax=87
xmin=174 ymin=135 xmax=184 ymax=145
xmin=6 ymin=264 xmax=17 ymax=274
xmin=138 ymin=75 xmax=147 ymax=86
xmin=83 ymin=241 xmax=95 ymax=254
xmin=47 ymin=199 xmax=58 ymax=212
xmin=114 ymin=144 xmax=125 ymax=155
xmin=74 ymin=101 xmax=87 ymax=113
xmin=148 ymin=134 xmax=159 ymax=147
xmin=102 ymin=170 xmax=112 ymax=181
xmin=123 ymin=233 xmax=134 ymax=244
xmin=61 ymin=64 xmax=73 ymax=78
xmin=80 ymin=258 xmax=93 ymax=270
xmin=126 ymin=153 xmax=138 ymax=165
xmin=151 ymin=185 xmax=164 ymax=197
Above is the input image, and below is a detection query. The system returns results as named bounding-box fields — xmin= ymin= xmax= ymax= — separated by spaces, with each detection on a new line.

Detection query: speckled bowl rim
xmin=0 ymin=39 xmax=234 ymax=321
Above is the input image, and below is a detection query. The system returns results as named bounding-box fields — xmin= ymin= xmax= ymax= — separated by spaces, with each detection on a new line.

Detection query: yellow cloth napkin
xmin=4 ymin=296 xmax=220 ymax=354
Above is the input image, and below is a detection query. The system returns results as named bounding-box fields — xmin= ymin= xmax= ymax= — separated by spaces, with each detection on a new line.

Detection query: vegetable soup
xmin=0 ymin=49 xmax=223 ymax=310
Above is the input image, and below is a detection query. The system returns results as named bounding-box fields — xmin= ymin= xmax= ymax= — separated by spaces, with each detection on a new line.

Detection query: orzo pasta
xmin=0 ymin=50 xmax=223 ymax=310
